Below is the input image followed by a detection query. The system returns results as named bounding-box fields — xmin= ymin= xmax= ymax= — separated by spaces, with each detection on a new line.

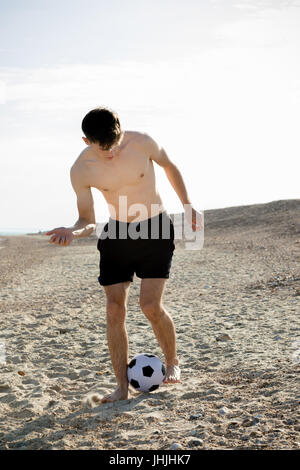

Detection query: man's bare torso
xmin=74 ymin=131 xmax=165 ymax=222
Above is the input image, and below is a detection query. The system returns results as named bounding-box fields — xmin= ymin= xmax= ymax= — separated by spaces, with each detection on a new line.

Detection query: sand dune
xmin=0 ymin=199 xmax=299 ymax=450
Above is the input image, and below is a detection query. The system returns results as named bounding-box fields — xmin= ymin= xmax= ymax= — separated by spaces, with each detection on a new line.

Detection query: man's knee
xmin=140 ymin=300 xmax=164 ymax=321
xmin=106 ymin=300 xmax=126 ymax=323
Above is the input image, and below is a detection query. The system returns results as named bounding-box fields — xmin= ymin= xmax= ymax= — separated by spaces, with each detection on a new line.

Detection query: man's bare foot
xmin=163 ymin=364 xmax=181 ymax=384
xmin=101 ymin=386 xmax=129 ymax=403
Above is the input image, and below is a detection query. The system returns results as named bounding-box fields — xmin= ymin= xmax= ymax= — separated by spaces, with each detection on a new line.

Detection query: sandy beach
xmin=0 ymin=199 xmax=299 ymax=450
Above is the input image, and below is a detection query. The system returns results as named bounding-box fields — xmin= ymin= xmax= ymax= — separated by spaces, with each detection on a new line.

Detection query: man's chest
xmin=88 ymin=153 xmax=151 ymax=193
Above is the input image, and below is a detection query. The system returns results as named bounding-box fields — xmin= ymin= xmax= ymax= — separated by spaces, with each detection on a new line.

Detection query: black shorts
xmin=97 ymin=211 xmax=175 ymax=286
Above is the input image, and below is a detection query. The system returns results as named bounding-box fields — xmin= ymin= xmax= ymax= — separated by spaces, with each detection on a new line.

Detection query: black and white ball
xmin=127 ymin=353 xmax=166 ymax=392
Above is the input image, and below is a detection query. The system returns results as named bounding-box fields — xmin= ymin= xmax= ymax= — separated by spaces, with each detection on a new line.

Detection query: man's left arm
xmin=146 ymin=135 xmax=202 ymax=231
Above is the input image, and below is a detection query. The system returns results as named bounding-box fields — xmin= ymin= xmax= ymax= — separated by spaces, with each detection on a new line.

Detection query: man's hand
xmin=45 ymin=227 xmax=74 ymax=246
xmin=184 ymin=205 xmax=203 ymax=232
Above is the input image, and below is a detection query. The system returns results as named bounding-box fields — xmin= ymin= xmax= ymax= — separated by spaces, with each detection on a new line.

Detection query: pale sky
xmin=0 ymin=0 xmax=299 ymax=231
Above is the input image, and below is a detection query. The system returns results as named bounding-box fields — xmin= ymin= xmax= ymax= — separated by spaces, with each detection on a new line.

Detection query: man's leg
xmin=139 ymin=278 xmax=180 ymax=384
xmin=101 ymin=281 xmax=131 ymax=403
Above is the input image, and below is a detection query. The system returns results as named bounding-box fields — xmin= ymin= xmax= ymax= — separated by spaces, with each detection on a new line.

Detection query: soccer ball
xmin=127 ymin=353 xmax=166 ymax=392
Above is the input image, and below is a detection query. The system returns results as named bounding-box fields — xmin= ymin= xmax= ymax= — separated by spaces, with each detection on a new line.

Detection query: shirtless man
xmin=45 ymin=107 xmax=202 ymax=403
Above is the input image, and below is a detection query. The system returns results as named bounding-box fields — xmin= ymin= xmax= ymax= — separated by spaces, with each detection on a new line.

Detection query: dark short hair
xmin=81 ymin=107 xmax=123 ymax=150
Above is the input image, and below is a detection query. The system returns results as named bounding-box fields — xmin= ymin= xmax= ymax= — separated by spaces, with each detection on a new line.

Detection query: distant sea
xmin=0 ymin=228 xmax=42 ymax=236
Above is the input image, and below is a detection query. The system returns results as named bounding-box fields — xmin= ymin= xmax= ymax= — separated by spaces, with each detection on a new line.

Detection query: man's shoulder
xmin=70 ymin=147 xmax=93 ymax=179
xmin=124 ymin=130 xmax=155 ymax=150
xmin=72 ymin=147 xmax=93 ymax=167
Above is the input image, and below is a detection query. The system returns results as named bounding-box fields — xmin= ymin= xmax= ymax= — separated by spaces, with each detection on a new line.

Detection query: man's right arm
xmin=45 ymin=163 xmax=96 ymax=246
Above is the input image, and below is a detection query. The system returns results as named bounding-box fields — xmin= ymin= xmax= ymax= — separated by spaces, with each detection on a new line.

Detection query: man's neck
xmin=98 ymin=132 xmax=126 ymax=160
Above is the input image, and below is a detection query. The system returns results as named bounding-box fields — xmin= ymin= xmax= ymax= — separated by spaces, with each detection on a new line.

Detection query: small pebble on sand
xmin=169 ymin=443 xmax=182 ymax=450
xmin=219 ymin=406 xmax=230 ymax=416
xmin=216 ymin=334 xmax=232 ymax=342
